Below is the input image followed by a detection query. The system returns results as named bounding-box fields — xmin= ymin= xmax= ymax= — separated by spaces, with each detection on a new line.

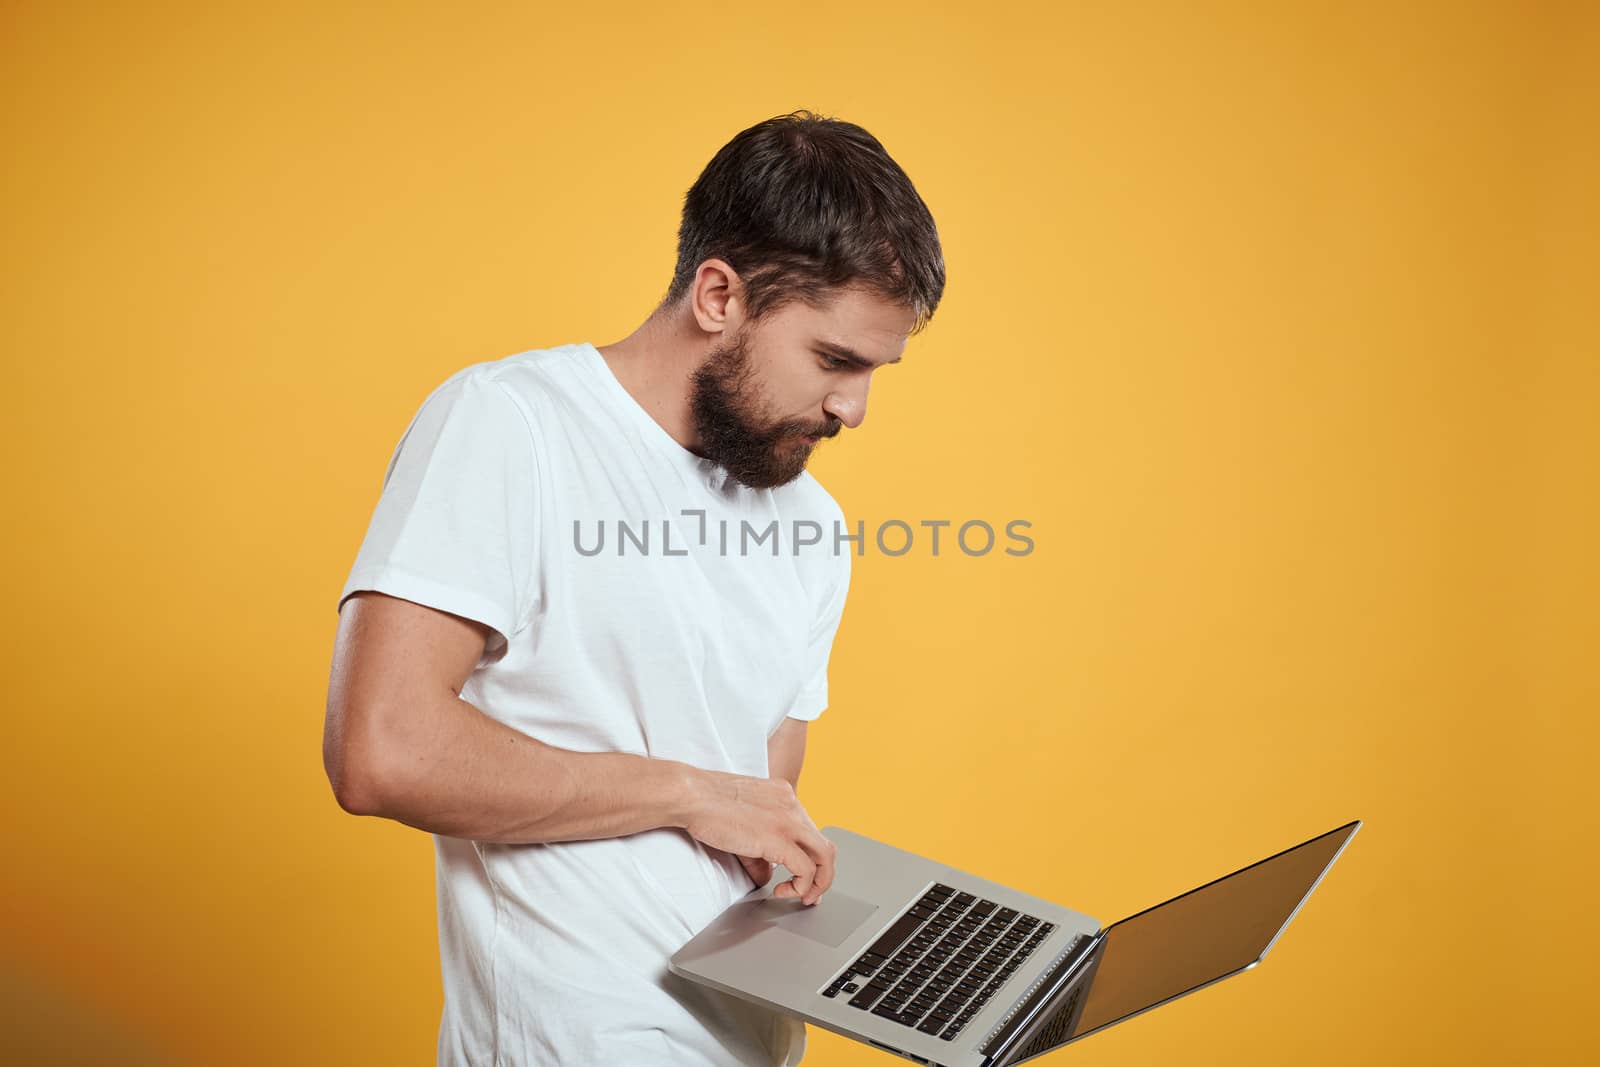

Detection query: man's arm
xmin=767 ymin=717 xmax=807 ymax=790
xmin=738 ymin=717 xmax=814 ymax=893
xmin=324 ymin=591 xmax=837 ymax=902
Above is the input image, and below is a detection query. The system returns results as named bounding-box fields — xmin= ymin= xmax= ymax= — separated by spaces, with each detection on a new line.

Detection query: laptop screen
xmin=1006 ymin=821 xmax=1360 ymax=1065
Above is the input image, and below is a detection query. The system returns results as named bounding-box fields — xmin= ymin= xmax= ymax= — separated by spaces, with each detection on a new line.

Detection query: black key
xmin=867 ymin=911 xmax=928 ymax=959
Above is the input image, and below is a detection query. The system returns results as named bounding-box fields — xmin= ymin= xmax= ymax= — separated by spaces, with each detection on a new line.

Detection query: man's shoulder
xmin=414 ymin=343 xmax=591 ymax=431
xmin=452 ymin=342 xmax=588 ymax=400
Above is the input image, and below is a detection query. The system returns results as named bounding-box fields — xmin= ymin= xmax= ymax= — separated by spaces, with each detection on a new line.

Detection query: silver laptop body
xmin=668 ymin=820 xmax=1361 ymax=1066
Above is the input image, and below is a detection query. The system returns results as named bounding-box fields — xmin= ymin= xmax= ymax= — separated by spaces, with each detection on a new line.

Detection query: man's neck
xmin=595 ymin=312 xmax=710 ymax=455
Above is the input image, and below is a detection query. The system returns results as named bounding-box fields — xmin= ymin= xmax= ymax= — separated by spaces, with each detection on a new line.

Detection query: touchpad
xmin=756 ymin=889 xmax=879 ymax=948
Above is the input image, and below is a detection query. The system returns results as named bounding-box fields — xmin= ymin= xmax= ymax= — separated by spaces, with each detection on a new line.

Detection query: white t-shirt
xmin=337 ymin=341 xmax=852 ymax=1065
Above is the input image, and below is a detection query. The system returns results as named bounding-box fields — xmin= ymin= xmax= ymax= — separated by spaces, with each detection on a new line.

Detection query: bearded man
xmin=324 ymin=108 xmax=944 ymax=1065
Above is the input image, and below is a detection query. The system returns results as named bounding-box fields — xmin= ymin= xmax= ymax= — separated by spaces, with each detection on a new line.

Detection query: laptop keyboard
xmin=819 ymin=882 xmax=1057 ymax=1042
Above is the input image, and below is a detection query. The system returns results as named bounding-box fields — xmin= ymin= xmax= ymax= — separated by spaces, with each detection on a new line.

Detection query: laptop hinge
xmin=977 ymin=930 xmax=1102 ymax=1066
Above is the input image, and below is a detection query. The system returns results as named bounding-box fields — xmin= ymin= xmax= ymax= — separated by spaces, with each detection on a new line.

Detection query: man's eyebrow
xmin=815 ymin=340 xmax=902 ymax=367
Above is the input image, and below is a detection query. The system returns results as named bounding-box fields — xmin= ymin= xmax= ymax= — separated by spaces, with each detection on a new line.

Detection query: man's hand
xmin=737 ymin=854 xmax=775 ymax=891
xmin=679 ymin=768 xmax=836 ymax=906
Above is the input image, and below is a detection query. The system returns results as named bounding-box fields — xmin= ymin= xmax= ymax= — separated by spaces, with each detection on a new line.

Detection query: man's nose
xmin=822 ymin=378 xmax=870 ymax=430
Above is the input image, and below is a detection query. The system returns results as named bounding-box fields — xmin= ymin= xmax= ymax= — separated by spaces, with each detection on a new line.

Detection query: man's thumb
xmin=739 ymin=855 xmax=773 ymax=887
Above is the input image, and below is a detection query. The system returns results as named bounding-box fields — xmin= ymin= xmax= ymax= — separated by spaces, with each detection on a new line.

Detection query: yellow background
xmin=3 ymin=2 xmax=1595 ymax=1064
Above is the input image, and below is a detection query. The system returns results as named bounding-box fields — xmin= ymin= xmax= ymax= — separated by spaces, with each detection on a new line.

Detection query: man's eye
xmin=818 ymin=354 xmax=847 ymax=370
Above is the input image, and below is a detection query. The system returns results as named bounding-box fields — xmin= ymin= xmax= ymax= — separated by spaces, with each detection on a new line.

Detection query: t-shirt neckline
xmin=579 ymin=341 xmax=728 ymax=488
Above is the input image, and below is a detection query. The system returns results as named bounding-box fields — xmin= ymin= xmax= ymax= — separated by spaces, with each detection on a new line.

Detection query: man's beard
xmin=688 ymin=328 xmax=840 ymax=490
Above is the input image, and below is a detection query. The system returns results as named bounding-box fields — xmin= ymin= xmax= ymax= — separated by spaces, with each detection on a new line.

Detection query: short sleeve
xmin=785 ymin=535 xmax=852 ymax=721
xmin=337 ymin=370 xmax=538 ymax=668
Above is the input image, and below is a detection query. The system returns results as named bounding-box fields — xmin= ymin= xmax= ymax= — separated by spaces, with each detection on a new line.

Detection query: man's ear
xmin=690 ymin=258 xmax=741 ymax=335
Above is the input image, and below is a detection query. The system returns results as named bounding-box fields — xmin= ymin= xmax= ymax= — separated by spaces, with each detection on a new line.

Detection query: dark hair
xmin=659 ymin=110 xmax=945 ymax=335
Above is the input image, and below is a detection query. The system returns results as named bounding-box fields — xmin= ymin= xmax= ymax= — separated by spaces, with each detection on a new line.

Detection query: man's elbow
xmin=323 ymin=713 xmax=399 ymax=817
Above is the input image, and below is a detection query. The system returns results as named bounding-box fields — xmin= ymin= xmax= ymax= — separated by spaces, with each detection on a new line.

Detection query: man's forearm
xmin=353 ymin=689 xmax=699 ymax=844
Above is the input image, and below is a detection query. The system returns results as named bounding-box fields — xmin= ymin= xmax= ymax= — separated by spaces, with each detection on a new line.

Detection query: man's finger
xmin=793 ymin=807 xmax=835 ymax=904
xmin=739 ymin=855 xmax=773 ymax=888
xmin=776 ymin=847 xmax=816 ymax=900
xmin=795 ymin=828 xmax=836 ymax=904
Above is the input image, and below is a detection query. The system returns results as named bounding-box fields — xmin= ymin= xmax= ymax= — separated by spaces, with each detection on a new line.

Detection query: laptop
xmin=669 ymin=820 xmax=1361 ymax=1066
